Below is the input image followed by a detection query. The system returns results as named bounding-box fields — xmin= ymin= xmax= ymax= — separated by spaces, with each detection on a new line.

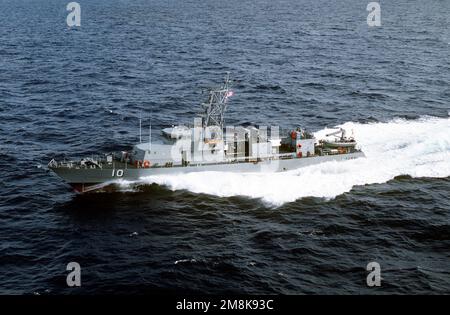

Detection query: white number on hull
xmin=112 ymin=169 xmax=124 ymax=177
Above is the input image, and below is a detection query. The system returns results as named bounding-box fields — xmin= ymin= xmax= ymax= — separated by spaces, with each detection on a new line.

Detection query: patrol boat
xmin=48 ymin=74 xmax=365 ymax=193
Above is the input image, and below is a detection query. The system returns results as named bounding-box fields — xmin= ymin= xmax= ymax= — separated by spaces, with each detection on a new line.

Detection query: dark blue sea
xmin=1 ymin=0 xmax=449 ymax=294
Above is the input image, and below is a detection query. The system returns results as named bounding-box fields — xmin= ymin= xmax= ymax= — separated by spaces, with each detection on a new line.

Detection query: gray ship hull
xmin=50 ymin=152 xmax=365 ymax=192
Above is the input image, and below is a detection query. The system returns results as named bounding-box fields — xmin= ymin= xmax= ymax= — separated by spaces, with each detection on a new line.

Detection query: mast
xmin=139 ymin=113 xmax=142 ymax=143
xmin=149 ymin=120 xmax=151 ymax=152
xmin=200 ymin=72 xmax=233 ymax=130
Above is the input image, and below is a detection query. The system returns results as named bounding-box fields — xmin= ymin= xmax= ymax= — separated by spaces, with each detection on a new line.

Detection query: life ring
xmin=297 ymin=143 xmax=302 ymax=148
xmin=291 ymin=131 xmax=297 ymax=140
xmin=143 ymin=160 xmax=151 ymax=168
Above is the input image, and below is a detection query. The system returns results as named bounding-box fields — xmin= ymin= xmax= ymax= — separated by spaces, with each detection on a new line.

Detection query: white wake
xmin=134 ymin=116 xmax=450 ymax=205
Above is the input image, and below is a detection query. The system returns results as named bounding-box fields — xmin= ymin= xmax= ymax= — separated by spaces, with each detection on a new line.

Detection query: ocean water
xmin=0 ymin=0 xmax=449 ymax=294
